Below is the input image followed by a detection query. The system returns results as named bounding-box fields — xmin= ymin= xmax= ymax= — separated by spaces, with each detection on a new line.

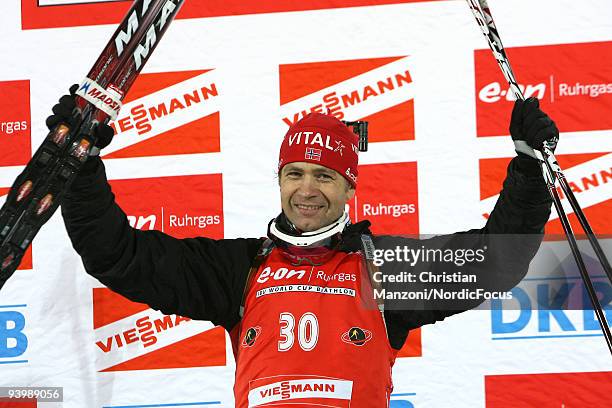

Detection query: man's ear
xmin=346 ymin=187 xmax=356 ymax=201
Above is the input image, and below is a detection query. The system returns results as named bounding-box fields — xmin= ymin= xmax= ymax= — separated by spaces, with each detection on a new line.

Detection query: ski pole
xmin=466 ymin=0 xmax=612 ymax=356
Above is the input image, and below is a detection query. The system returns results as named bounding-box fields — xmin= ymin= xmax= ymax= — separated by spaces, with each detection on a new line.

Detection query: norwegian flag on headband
xmin=305 ymin=147 xmax=322 ymax=161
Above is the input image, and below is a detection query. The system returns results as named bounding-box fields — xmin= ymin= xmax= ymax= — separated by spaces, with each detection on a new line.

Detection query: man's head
xmin=277 ymin=113 xmax=359 ymax=232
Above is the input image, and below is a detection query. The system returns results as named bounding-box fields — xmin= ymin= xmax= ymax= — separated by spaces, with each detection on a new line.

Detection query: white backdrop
xmin=0 ymin=0 xmax=611 ymax=407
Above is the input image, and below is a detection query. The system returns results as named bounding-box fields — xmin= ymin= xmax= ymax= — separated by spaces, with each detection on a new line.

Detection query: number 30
xmin=278 ymin=312 xmax=319 ymax=351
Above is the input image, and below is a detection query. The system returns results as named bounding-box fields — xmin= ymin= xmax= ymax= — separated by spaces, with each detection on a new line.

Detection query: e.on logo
xmin=93 ymin=288 xmax=226 ymax=372
xmin=479 ymin=153 xmax=611 ymax=239
xmin=103 ymin=69 xmax=220 ymax=160
xmin=279 ymin=57 xmax=415 ymax=143
xmin=0 ymin=80 xmax=30 ymax=167
xmin=0 ymin=189 xmax=32 ymax=270
xmin=109 ymin=174 xmax=223 ymax=239
xmin=475 ymin=41 xmax=612 ymax=136
xmin=23 ymin=0 xmax=437 ymax=29
xmin=485 ymin=372 xmax=612 ymax=407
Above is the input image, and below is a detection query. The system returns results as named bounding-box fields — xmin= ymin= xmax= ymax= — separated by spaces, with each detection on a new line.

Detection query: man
xmin=50 ymin=87 xmax=556 ymax=406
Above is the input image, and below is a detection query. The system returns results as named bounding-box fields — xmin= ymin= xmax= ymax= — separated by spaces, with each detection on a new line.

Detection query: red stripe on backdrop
xmin=0 ymin=399 xmax=36 ymax=407
xmin=22 ymin=0 xmax=443 ymax=30
xmin=485 ymin=371 xmax=612 ymax=407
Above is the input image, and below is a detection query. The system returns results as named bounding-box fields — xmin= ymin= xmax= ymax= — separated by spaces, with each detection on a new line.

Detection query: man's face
xmin=280 ymin=162 xmax=355 ymax=232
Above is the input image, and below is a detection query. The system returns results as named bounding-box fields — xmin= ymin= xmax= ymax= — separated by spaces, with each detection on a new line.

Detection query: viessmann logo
xmin=102 ymin=69 xmax=220 ymax=160
xmin=24 ymin=1 xmax=435 ymax=29
xmin=475 ymin=41 xmax=612 ymax=136
xmin=0 ymin=80 xmax=30 ymax=167
xmin=279 ymin=56 xmax=415 ymax=143
xmin=93 ymin=288 xmax=226 ymax=372
xmin=248 ymin=375 xmax=353 ymax=407
xmin=109 ymin=173 xmax=223 ymax=238
xmin=479 ymin=153 xmax=611 ymax=238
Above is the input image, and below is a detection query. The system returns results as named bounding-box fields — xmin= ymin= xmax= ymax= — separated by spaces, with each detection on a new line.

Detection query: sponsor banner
xmin=109 ymin=173 xmax=224 ymax=239
xmin=279 ymin=57 xmax=415 ymax=142
xmin=485 ymin=371 xmax=612 ymax=407
xmin=248 ymin=375 xmax=353 ymax=407
xmin=0 ymin=304 xmax=29 ymax=365
xmin=105 ymin=70 xmax=220 ymax=159
xmin=349 ymin=162 xmax=419 ymax=235
xmin=475 ymin=41 xmax=612 ymax=136
xmin=22 ymin=0 xmax=439 ymax=30
xmin=479 ymin=154 xmax=611 ymax=238
xmin=0 ymin=80 xmax=30 ymax=167
xmin=93 ymin=288 xmax=226 ymax=372
xmin=0 ymin=189 xmax=33 ymax=270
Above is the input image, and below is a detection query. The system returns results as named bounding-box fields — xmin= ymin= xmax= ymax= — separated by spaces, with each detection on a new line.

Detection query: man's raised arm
xmin=378 ymin=98 xmax=556 ymax=338
xmin=54 ymin=88 xmax=261 ymax=330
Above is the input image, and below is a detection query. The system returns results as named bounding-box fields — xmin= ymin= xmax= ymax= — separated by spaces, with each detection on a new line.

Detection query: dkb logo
xmin=490 ymin=251 xmax=612 ymax=341
xmin=0 ymin=305 xmax=28 ymax=364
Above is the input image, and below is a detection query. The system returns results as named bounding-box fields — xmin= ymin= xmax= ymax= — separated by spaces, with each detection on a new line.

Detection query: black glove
xmin=510 ymin=97 xmax=559 ymax=154
xmin=46 ymin=84 xmax=115 ymax=152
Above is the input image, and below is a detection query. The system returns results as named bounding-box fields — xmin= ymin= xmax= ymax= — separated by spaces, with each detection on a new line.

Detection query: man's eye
xmin=287 ymin=172 xmax=301 ymax=177
xmin=318 ymin=174 xmax=333 ymax=180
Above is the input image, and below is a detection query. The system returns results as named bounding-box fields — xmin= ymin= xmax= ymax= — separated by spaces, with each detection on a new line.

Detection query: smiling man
xmin=56 ymin=94 xmax=557 ymax=407
xmin=280 ymin=161 xmax=353 ymax=231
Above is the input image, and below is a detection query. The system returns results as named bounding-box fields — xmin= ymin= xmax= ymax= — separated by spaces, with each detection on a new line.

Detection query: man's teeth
xmin=296 ymin=204 xmax=320 ymax=210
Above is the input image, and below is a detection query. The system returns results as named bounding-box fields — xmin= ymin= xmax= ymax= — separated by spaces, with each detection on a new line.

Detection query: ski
xmin=0 ymin=0 xmax=185 ymax=288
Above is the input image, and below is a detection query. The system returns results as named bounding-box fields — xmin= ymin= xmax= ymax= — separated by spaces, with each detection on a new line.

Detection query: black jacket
xmin=61 ymin=155 xmax=551 ymax=350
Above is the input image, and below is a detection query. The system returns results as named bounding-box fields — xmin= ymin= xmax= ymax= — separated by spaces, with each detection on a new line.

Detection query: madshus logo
xmin=77 ymin=80 xmax=122 ymax=120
